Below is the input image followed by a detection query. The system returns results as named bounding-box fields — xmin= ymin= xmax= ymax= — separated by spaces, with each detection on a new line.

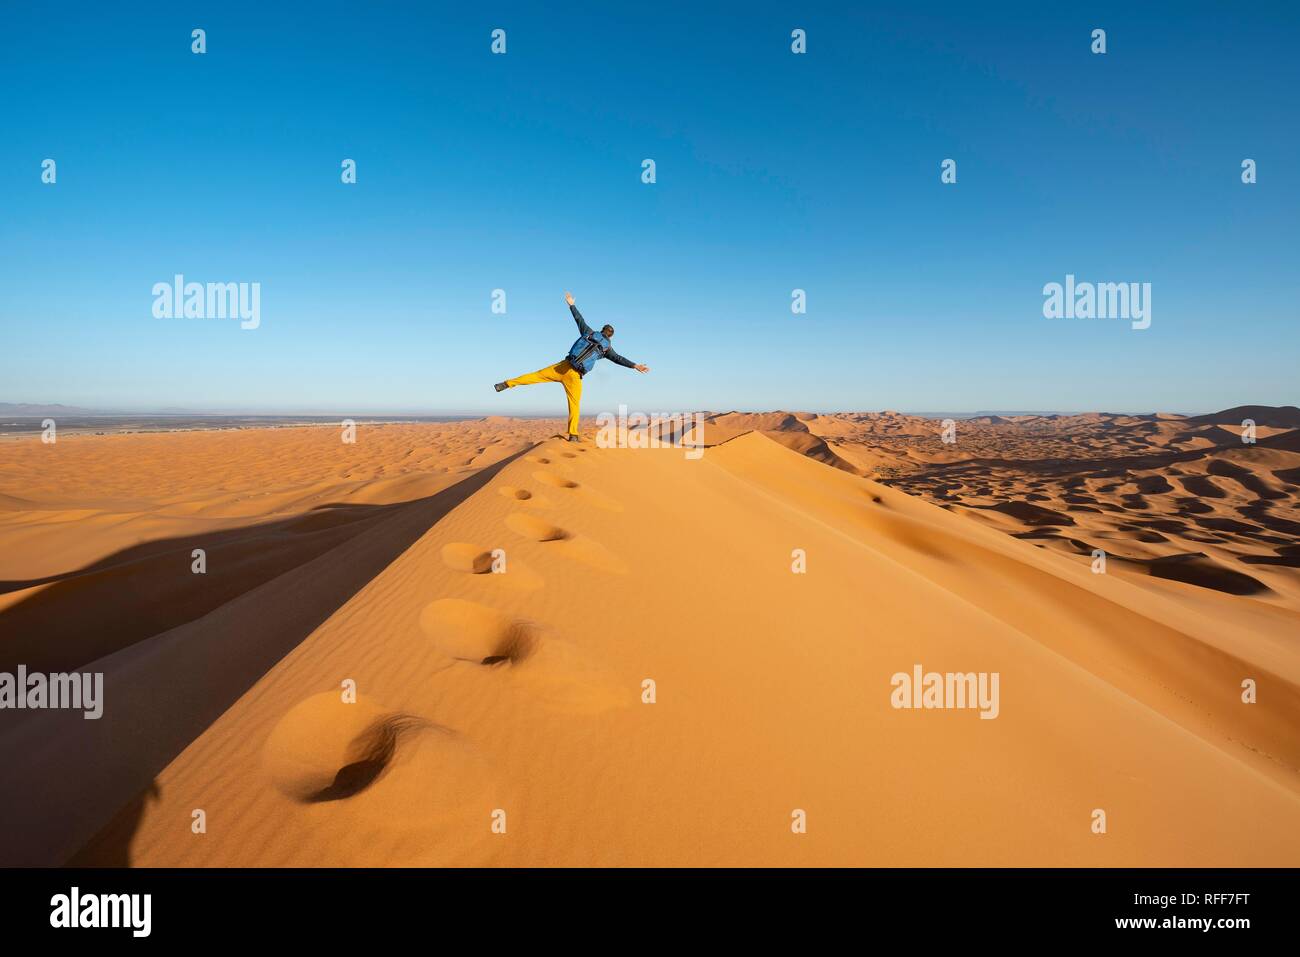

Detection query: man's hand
xmin=564 ymin=291 xmax=575 ymax=306
xmin=634 ymin=364 xmax=650 ymax=373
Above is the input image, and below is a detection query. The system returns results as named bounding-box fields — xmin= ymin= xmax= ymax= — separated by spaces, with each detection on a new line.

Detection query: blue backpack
xmin=566 ymin=331 xmax=610 ymax=375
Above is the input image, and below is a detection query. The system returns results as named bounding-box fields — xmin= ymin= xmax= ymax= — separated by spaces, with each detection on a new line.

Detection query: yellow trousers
xmin=505 ymin=360 xmax=583 ymax=436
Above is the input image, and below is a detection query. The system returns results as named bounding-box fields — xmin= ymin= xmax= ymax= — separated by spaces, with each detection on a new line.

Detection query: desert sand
xmin=1 ymin=410 xmax=1298 ymax=866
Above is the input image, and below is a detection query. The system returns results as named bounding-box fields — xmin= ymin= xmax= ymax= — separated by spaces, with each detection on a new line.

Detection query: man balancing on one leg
xmin=494 ymin=292 xmax=650 ymax=442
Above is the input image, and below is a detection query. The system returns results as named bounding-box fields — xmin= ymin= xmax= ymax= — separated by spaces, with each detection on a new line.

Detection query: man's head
xmin=601 ymin=324 xmax=615 ymax=339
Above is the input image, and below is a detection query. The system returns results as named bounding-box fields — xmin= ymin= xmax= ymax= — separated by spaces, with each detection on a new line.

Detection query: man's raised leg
xmin=501 ymin=362 xmax=566 ymax=390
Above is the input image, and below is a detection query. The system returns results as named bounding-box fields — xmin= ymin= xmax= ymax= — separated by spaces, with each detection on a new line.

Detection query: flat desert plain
xmin=1 ymin=407 xmax=1298 ymax=866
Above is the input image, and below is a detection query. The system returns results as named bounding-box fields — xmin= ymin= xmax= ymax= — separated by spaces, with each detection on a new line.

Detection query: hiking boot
xmin=568 ymin=434 xmax=581 ymax=443
xmin=493 ymin=381 xmax=508 ymax=392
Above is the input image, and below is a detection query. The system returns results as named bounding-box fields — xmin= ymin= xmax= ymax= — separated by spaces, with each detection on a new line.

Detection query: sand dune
xmin=1 ymin=413 xmax=1298 ymax=866
xmin=850 ymin=411 xmax=1300 ymax=609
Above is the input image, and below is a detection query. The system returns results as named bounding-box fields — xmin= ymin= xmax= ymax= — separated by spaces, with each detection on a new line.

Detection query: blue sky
xmin=2 ymin=1 xmax=1297 ymax=415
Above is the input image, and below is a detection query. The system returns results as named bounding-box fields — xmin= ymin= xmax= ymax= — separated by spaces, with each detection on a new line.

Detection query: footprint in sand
xmin=532 ymin=471 xmax=580 ymax=490
xmin=419 ymin=598 xmax=542 ymax=665
xmin=441 ymin=543 xmax=498 ymax=574
xmin=528 ymin=470 xmax=621 ymax=511
xmin=262 ymin=691 xmax=504 ymax=861
xmin=498 ymin=485 xmax=551 ymax=509
xmin=503 ymin=513 xmax=627 ymax=572
xmin=417 ymin=600 xmax=626 ymax=715
xmin=531 ymin=472 xmax=623 ymax=512
xmin=525 ymin=455 xmax=551 ymax=465
xmin=505 ymin=513 xmax=572 ymax=542
xmin=440 ymin=541 xmax=543 ymax=589
xmin=262 ymin=692 xmax=432 ymax=802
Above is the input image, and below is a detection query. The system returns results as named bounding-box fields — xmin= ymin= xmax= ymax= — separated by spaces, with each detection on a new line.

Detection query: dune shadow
xmin=1144 ymin=553 xmax=1271 ymax=596
xmin=66 ymin=780 xmax=161 ymax=867
xmin=0 ymin=449 xmax=529 ymax=867
xmin=0 ymin=456 xmax=522 ymax=675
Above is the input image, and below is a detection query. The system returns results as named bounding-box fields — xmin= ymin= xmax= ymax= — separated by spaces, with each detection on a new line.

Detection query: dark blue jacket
xmin=567 ymin=304 xmax=637 ymax=376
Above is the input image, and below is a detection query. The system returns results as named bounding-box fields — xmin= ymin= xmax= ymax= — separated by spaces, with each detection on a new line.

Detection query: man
xmin=494 ymin=292 xmax=650 ymax=442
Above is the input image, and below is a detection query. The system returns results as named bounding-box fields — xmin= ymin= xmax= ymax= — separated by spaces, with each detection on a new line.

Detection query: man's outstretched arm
xmin=564 ymin=291 xmax=593 ymax=336
xmin=605 ymin=347 xmax=650 ymax=373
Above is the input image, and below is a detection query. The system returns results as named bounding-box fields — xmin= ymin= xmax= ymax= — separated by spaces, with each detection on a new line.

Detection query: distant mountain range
xmin=0 ymin=403 xmax=100 ymax=416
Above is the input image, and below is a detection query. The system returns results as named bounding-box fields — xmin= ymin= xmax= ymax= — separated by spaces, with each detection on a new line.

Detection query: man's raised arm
xmin=564 ymin=291 xmax=593 ymax=336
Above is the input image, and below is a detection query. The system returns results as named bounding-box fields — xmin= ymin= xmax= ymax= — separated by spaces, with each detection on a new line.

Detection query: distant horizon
xmin=4 ymin=400 xmax=1293 ymax=419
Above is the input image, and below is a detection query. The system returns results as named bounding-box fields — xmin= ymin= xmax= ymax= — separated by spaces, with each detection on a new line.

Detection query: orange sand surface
xmin=1 ymin=414 xmax=1297 ymax=866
